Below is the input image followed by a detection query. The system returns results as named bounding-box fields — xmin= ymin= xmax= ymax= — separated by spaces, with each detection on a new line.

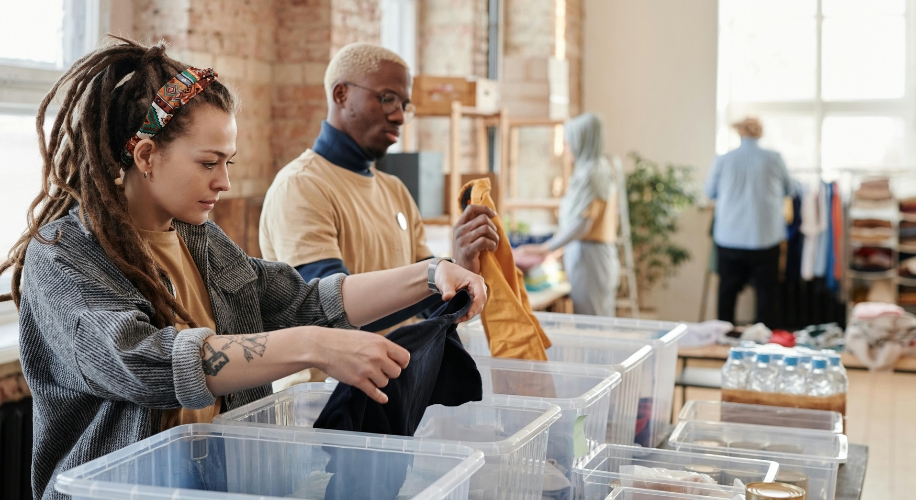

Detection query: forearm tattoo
xmin=201 ymin=333 xmax=269 ymax=376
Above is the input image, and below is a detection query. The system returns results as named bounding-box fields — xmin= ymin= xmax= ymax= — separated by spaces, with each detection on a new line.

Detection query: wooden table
xmin=678 ymin=343 xmax=916 ymax=373
xmin=527 ymin=281 xmax=573 ymax=313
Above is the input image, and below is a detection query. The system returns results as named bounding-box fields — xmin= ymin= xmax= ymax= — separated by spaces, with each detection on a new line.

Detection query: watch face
xmin=396 ymin=212 xmax=408 ymax=231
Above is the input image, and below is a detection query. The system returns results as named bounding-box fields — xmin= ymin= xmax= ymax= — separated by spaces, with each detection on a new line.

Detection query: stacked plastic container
xmin=471 ymin=356 xmax=621 ymax=499
xmin=668 ymin=420 xmax=848 ymax=500
xmin=215 ymin=382 xmax=562 ymax=500
xmin=461 ymin=316 xmax=673 ymax=447
xmin=679 ymin=400 xmax=845 ymax=433
xmin=573 ymin=444 xmax=779 ymax=500
xmin=605 ymin=487 xmax=743 ymax=500
xmin=55 ymin=424 xmax=485 ymax=500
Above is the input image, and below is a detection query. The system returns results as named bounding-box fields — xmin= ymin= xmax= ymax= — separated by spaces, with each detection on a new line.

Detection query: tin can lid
xmin=746 ymin=482 xmax=807 ymax=500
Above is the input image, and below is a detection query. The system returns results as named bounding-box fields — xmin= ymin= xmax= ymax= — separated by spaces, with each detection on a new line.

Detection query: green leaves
xmin=625 ymin=152 xmax=698 ymax=301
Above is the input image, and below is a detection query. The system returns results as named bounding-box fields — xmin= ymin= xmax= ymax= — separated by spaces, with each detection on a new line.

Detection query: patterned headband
xmin=120 ymin=67 xmax=218 ymax=165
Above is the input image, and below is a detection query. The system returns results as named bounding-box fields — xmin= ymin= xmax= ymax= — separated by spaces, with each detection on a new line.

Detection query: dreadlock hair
xmin=0 ymin=35 xmax=238 ymax=329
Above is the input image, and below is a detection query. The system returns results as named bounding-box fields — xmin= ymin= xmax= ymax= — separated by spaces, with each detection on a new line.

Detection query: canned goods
xmin=746 ymin=482 xmax=806 ymax=499
xmin=729 ymin=441 xmax=766 ymax=451
xmin=774 ymin=470 xmax=810 ymax=493
xmin=767 ymin=443 xmax=804 ymax=454
xmin=684 ymin=464 xmax=723 ymax=483
xmin=692 ymin=439 xmax=727 ymax=447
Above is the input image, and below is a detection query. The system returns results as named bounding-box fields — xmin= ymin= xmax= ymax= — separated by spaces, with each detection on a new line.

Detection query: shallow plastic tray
xmin=532 ymin=313 xmax=689 ymax=448
xmin=574 ymin=443 xmax=778 ymax=499
xmin=55 ymin=423 xmax=484 ymax=500
xmin=606 ymin=486 xmax=743 ymax=499
xmin=669 ymin=420 xmax=849 ymax=500
xmin=679 ymin=400 xmax=845 ymax=433
xmin=460 ymin=325 xmax=653 ymax=447
xmin=215 ymin=383 xmax=562 ymax=500
xmin=471 ymin=355 xmax=621 ymax=499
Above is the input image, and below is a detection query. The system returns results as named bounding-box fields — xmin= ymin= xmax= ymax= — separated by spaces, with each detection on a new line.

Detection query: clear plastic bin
xmin=669 ymin=420 xmax=849 ymax=500
xmin=472 ymin=355 xmax=622 ymax=499
xmin=605 ymin=487 xmax=742 ymax=500
xmin=679 ymin=400 xmax=845 ymax=433
xmin=215 ymin=383 xmax=562 ymax=500
xmin=532 ymin=313 xmax=689 ymax=448
xmin=55 ymin=423 xmax=484 ymax=500
xmin=574 ymin=443 xmax=778 ymax=499
xmin=460 ymin=325 xmax=654 ymax=447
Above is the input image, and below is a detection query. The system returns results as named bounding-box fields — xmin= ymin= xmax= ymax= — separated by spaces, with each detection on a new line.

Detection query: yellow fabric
xmin=140 ymin=228 xmax=222 ymax=431
xmin=259 ymin=149 xmax=433 ymax=274
xmin=461 ymin=178 xmax=551 ymax=361
xmin=581 ymin=191 xmax=618 ymax=244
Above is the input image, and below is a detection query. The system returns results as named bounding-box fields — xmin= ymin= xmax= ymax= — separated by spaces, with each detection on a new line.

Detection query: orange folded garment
xmin=460 ymin=178 xmax=552 ymax=360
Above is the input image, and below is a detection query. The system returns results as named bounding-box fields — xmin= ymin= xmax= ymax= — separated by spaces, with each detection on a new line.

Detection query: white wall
xmin=583 ymin=0 xmax=720 ymax=322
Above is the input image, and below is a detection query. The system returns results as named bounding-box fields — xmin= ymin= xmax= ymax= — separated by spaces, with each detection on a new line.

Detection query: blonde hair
xmin=324 ymin=43 xmax=410 ymax=100
xmin=733 ymin=117 xmax=763 ymax=138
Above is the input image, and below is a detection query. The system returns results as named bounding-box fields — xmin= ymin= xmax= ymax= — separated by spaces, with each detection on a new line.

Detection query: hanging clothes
xmin=459 ymin=178 xmax=552 ymax=361
xmin=314 ymin=290 xmax=482 ymax=500
xmin=831 ymin=182 xmax=844 ymax=289
xmin=800 ymin=183 xmax=825 ymax=280
xmin=814 ymin=183 xmax=831 ymax=279
xmin=785 ymin=191 xmax=804 ymax=283
xmin=825 ymin=183 xmax=838 ymax=291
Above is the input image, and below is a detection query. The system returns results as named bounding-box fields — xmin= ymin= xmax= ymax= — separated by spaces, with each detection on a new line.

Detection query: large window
xmin=717 ymin=0 xmax=916 ymax=172
xmin=0 ymin=0 xmax=101 ymax=317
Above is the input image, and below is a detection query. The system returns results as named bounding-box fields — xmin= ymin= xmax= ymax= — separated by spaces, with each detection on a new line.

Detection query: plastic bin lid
xmin=607 ymin=487 xmax=735 ymax=500
xmin=669 ymin=420 xmax=849 ymax=463
xmin=532 ymin=312 xmax=689 ymax=345
xmin=472 ymin=355 xmax=622 ymax=410
xmin=55 ymin=424 xmax=485 ymax=500
xmin=578 ymin=443 xmax=780 ymax=482
xmin=539 ymin=333 xmax=655 ymax=372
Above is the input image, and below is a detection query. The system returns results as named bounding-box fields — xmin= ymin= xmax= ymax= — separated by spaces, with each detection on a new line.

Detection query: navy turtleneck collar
xmin=313 ymin=121 xmax=374 ymax=177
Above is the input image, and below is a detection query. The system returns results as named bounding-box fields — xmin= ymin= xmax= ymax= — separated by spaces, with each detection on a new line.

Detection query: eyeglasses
xmin=343 ymin=82 xmax=416 ymax=123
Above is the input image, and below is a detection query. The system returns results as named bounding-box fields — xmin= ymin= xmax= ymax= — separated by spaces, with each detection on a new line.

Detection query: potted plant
xmin=624 ymin=152 xmax=699 ymax=310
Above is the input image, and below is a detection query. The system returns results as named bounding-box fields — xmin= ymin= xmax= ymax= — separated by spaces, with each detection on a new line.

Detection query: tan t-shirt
xmin=581 ymin=192 xmax=619 ymax=244
xmin=140 ymin=228 xmax=222 ymax=431
xmin=260 ymin=149 xmax=434 ymax=273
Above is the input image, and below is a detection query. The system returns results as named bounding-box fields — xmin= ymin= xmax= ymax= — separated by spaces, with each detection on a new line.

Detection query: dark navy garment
xmin=315 ymin=290 xmax=483 ymax=500
xmin=312 ymin=121 xmax=374 ymax=177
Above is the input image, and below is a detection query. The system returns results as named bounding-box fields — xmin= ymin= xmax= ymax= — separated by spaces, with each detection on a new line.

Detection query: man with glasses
xmin=260 ymin=44 xmax=498 ymax=386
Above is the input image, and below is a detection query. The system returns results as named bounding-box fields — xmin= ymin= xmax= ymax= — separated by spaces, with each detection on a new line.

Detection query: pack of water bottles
xmin=721 ymin=342 xmax=849 ymax=396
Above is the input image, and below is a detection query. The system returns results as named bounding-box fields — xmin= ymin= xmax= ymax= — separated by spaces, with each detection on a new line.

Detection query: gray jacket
xmin=19 ymin=206 xmax=353 ymax=499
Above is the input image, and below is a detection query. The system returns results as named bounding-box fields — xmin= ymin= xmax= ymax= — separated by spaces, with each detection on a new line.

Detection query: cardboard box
xmin=412 ymin=76 xmax=500 ymax=116
xmin=721 ymin=389 xmax=846 ymax=432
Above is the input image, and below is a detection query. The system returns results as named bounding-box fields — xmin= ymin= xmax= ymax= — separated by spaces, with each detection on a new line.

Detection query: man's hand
xmin=513 ymin=244 xmax=550 ymax=272
xmin=453 ymin=205 xmax=499 ymax=274
xmin=433 ymin=261 xmax=488 ymax=323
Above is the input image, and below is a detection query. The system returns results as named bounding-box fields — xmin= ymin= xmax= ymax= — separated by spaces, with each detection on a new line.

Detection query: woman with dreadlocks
xmin=0 ymin=37 xmax=486 ymax=499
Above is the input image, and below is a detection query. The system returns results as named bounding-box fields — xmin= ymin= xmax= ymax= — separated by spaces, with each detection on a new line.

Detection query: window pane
xmin=757 ymin=115 xmax=818 ymax=169
xmin=823 ymin=0 xmax=905 ymax=17
xmin=822 ymin=17 xmax=906 ymax=100
xmin=821 ymin=116 xmax=904 ymax=170
xmin=0 ymin=114 xmax=44 ymax=260
xmin=0 ymin=1 xmax=64 ymax=67
xmin=726 ymin=18 xmax=817 ymax=101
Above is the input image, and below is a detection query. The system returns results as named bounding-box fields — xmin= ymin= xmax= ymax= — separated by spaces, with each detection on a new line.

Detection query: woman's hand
xmin=311 ymin=328 xmax=410 ymax=404
xmin=513 ymin=244 xmax=550 ymax=272
xmin=433 ymin=260 xmax=487 ymax=323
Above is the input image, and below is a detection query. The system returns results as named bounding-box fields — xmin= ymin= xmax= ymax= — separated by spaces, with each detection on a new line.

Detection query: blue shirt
xmin=705 ymin=138 xmax=794 ymax=250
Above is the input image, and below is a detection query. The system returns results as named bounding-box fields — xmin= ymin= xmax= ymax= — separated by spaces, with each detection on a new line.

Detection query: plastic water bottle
xmin=738 ymin=347 xmax=757 ymax=372
xmin=797 ymin=354 xmax=813 ymax=379
xmin=721 ymin=349 xmax=749 ymax=390
xmin=777 ymin=356 xmax=806 ymax=395
xmin=770 ymin=352 xmax=786 ymax=371
xmin=823 ymin=352 xmax=848 ymax=394
xmin=747 ymin=353 xmax=778 ymax=393
xmin=806 ymin=358 xmax=835 ymax=396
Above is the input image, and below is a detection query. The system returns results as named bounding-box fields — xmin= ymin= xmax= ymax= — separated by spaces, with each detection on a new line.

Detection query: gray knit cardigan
xmin=18 ymin=206 xmax=353 ymax=499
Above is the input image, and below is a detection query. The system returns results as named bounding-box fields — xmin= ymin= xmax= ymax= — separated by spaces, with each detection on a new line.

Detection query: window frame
xmin=716 ymin=0 xmax=916 ymax=173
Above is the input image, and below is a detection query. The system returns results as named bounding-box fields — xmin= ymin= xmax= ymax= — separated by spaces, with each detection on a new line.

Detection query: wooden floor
xmin=674 ymin=362 xmax=916 ymax=499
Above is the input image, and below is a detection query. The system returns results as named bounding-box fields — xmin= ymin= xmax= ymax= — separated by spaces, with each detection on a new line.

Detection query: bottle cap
xmin=784 ymin=356 xmax=799 ymax=366
xmin=730 ymin=349 xmax=745 ymax=360
xmin=756 ymin=353 xmax=771 ymax=363
xmin=771 ymin=352 xmax=785 ymax=361
xmin=813 ymin=358 xmax=827 ymax=369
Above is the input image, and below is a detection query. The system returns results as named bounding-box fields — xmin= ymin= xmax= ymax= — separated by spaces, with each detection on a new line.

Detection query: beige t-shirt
xmin=260 ymin=149 xmax=433 ymax=273
xmin=140 ymin=228 xmax=222 ymax=431
xmin=582 ymin=192 xmax=619 ymax=244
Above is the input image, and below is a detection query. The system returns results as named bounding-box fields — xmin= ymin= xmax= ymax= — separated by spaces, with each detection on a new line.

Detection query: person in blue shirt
xmin=705 ymin=117 xmax=794 ymax=326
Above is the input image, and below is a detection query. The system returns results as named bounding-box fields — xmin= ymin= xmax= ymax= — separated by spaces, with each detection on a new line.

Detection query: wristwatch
xmin=427 ymin=257 xmax=456 ymax=294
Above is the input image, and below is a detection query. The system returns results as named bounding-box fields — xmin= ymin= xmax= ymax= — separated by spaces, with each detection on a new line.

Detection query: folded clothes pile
xmin=852 ymin=247 xmax=894 ymax=272
xmin=853 ymin=177 xmax=895 ymax=209
xmin=850 ymin=218 xmax=895 ymax=244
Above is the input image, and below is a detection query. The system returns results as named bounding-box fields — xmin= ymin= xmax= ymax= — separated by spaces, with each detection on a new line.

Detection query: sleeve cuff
xmin=172 ymin=327 xmax=218 ymax=409
xmin=317 ymin=273 xmax=356 ymax=330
